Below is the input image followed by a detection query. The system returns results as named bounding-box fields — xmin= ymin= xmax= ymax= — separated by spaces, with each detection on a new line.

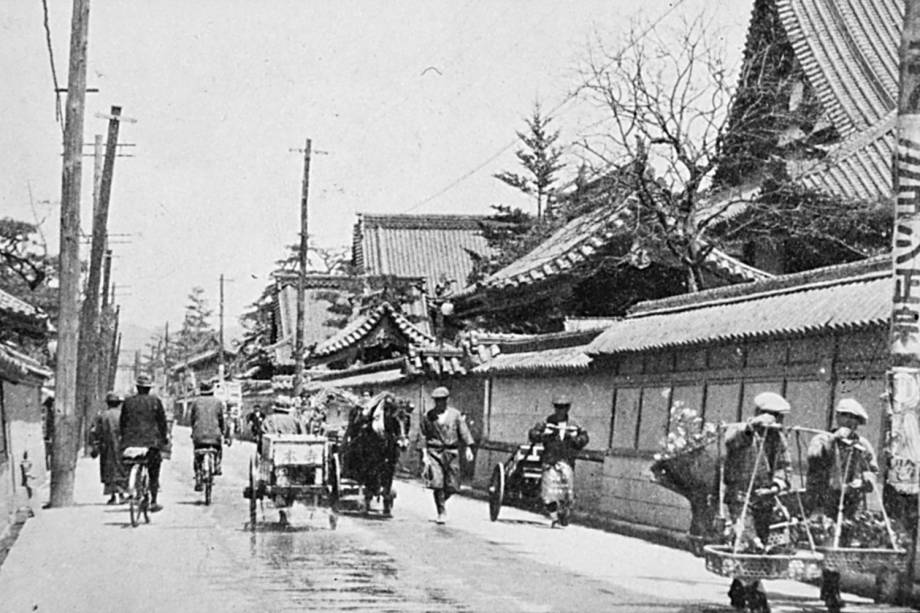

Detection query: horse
xmin=341 ymin=392 xmax=412 ymax=515
xmin=650 ymin=438 xmax=725 ymax=554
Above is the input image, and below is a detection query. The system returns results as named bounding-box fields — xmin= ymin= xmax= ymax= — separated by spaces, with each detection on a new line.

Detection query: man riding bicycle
xmin=190 ymin=380 xmax=226 ymax=491
xmin=120 ymin=373 xmax=169 ymax=512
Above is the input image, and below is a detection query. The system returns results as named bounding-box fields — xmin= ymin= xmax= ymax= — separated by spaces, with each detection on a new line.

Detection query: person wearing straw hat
xmin=723 ymin=391 xmax=793 ymax=613
xmin=806 ymin=398 xmax=878 ymax=613
xmin=418 ymin=386 xmax=474 ymax=524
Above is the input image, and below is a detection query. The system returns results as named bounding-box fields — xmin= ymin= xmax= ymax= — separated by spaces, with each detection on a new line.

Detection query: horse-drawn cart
xmin=244 ymin=433 xmax=341 ymax=529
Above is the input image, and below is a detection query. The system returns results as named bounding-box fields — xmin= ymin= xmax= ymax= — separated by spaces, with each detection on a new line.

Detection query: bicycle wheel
xmin=128 ymin=464 xmax=140 ymax=527
xmin=140 ymin=467 xmax=150 ymax=524
xmin=204 ymin=453 xmax=213 ymax=505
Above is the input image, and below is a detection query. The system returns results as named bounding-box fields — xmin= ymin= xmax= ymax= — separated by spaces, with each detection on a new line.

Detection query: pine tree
xmin=494 ymin=103 xmax=564 ymax=220
xmin=176 ymin=286 xmax=216 ymax=359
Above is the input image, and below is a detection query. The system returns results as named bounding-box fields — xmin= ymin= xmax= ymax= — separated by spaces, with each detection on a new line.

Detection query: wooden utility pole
xmin=101 ymin=249 xmax=112 ymax=308
xmin=164 ymin=321 xmax=170 ymax=395
xmin=890 ymin=0 xmax=920 ymax=599
xmin=50 ymin=0 xmax=91 ymax=507
xmin=292 ymin=138 xmax=311 ymax=396
xmin=77 ymin=107 xmax=123 ymax=448
xmin=219 ymin=273 xmax=225 ymax=382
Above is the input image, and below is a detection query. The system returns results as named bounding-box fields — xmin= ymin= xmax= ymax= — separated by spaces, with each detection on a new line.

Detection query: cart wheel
xmin=488 ymin=463 xmax=505 ymax=522
xmin=329 ymin=453 xmax=340 ymax=505
xmin=248 ymin=457 xmax=257 ymax=530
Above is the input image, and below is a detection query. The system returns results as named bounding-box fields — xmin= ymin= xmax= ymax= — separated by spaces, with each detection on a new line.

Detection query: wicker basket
xmin=703 ymin=545 xmax=823 ymax=581
xmin=817 ymin=547 xmax=908 ymax=574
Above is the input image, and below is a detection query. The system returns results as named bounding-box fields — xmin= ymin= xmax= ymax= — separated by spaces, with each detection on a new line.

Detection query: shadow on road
xmin=493 ymin=518 xmax=548 ymax=527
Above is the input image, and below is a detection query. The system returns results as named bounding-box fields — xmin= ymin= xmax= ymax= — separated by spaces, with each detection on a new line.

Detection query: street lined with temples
xmin=0 ymin=428 xmax=909 ymax=613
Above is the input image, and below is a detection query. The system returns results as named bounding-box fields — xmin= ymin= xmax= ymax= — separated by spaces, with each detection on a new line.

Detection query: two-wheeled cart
xmin=487 ymin=443 xmax=544 ymax=522
xmin=243 ymin=433 xmax=340 ymax=529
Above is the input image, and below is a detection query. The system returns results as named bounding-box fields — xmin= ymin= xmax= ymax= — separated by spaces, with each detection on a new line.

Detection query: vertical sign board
xmin=889 ymin=116 xmax=920 ymax=494
xmin=890 ymin=4 xmax=920 ymax=495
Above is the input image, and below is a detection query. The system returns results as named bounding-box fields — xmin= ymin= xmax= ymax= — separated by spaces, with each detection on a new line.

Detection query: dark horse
xmin=342 ymin=392 xmax=412 ymax=515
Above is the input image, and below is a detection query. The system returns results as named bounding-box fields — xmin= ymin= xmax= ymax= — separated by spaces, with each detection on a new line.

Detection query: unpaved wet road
xmin=2 ymin=427 xmax=911 ymax=612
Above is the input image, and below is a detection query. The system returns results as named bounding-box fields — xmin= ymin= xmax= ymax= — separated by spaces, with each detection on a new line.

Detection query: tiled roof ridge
xmin=309 ymin=356 xmax=407 ymax=381
xmin=629 ymin=254 xmax=889 ymax=318
xmin=491 ymin=328 xmax=605 ymax=354
xmin=0 ymin=286 xmax=46 ymax=322
xmin=311 ymin=301 xmax=440 ymax=359
xmin=471 ymin=344 xmax=592 ymax=375
xmin=357 ymin=212 xmax=491 ymax=230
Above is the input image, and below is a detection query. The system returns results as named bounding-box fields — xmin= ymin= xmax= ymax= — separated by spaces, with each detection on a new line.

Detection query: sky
xmin=0 ymin=0 xmax=752 ymax=351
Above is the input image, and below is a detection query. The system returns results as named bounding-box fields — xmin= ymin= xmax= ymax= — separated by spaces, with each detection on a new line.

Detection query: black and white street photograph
xmin=3 ymin=1 xmax=920 ymax=611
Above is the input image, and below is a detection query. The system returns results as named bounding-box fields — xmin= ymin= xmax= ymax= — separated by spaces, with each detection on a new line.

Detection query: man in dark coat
xmin=529 ymin=395 xmax=589 ymax=528
xmin=189 ymin=380 xmax=226 ymax=491
xmin=120 ymin=373 xmax=169 ymax=512
xmin=89 ymin=391 xmax=128 ymax=504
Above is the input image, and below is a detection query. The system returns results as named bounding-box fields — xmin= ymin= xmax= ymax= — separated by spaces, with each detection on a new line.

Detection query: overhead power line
xmin=399 ymin=0 xmax=689 ymax=213
xmin=39 ymin=0 xmax=63 ymax=128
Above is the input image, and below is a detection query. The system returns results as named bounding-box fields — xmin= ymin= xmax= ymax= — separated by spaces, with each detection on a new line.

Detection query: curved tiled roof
xmin=456 ymin=197 xmax=772 ymax=296
xmin=472 ymin=345 xmax=592 ymax=375
xmin=795 ymin=114 xmax=895 ymax=202
xmin=776 ymin=0 xmax=899 ymax=137
xmin=310 ymin=302 xmax=440 ymax=359
xmin=587 ymin=258 xmax=889 ymax=355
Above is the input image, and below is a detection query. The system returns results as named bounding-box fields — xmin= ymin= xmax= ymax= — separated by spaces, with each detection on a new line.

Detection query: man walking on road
xmin=120 ymin=374 xmax=169 ymax=512
xmin=419 ymin=386 xmax=475 ymax=524
xmin=529 ymin=395 xmax=589 ymax=528
xmin=89 ymin=391 xmax=128 ymax=504
xmin=723 ymin=391 xmax=793 ymax=613
xmin=806 ymin=398 xmax=878 ymax=613
xmin=189 ymin=380 xmax=226 ymax=491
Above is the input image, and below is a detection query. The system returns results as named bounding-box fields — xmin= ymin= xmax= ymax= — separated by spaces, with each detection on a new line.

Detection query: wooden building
xmin=0 ymin=289 xmax=51 ymax=536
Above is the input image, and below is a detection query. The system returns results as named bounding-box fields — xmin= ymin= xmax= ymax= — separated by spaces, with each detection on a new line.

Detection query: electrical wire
xmin=399 ymin=0 xmax=690 ymax=213
xmin=39 ymin=0 xmax=63 ymax=130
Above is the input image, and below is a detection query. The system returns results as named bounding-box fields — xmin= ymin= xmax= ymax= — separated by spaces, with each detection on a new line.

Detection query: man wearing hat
xmin=190 ymin=380 xmax=227 ymax=491
xmin=89 ymin=391 xmax=128 ymax=504
xmin=261 ymin=396 xmax=302 ymax=435
xmin=120 ymin=374 xmax=169 ymax=512
xmin=419 ymin=386 xmax=475 ymax=523
xmin=723 ymin=391 xmax=793 ymax=612
xmin=529 ymin=395 xmax=589 ymax=528
xmin=806 ymin=398 xmax=878 ymax=612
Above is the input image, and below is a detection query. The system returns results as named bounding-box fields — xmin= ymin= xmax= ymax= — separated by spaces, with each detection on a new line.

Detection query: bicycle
xmin=195 ymin=447 xmax=218 ymax=505
xmin=123 ymin=446 xmax=152 ymax=526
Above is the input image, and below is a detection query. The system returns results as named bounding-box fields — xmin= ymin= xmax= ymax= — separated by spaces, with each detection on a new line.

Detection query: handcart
xmin=487 ymin=443 xmax=544 ymax=521
xmin=243 ymin=433 xmax=340 ymax=529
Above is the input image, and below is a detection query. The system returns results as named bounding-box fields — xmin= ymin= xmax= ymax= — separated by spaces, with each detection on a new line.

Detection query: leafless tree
xmin=576 ymin=15 xmax=885 ymax=289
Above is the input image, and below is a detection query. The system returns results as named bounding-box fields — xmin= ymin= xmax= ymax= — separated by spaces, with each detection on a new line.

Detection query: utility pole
xmin=219 ymin=273 xmax=225 ymax=382
xmin=164 ymin=321 xmax=170 ymax=396
xmin=77 ymin=107 xmax=124 ymax=449
xmin=101 ymin=249 xmax=112 ymax=308
xmin=292 ymin=138 xmax=311 ymax=397
xmin=890 ymin=0 xmax=920 ymax=600
xmin=50 ymin=0 xmax=91 ymax=508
